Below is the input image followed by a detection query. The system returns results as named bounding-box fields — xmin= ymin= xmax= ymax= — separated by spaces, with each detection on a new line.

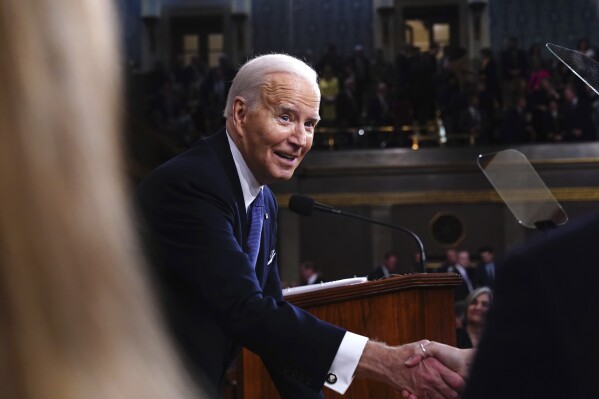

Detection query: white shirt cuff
xmin=324 ymin=332 xmax=368 ymax=394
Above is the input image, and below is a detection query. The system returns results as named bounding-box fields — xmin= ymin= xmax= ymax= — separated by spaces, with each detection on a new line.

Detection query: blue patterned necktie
xmin=245 ymin=189 xmax=264 ymax=268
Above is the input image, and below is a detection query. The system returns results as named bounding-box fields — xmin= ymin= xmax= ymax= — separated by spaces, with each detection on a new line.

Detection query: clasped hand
xmin=400 ymin=341 xmax=475 ymax=399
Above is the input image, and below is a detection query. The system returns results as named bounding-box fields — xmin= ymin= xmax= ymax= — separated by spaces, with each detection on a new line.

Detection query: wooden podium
xmin=237 ymin=273 xmax=462 ymax=398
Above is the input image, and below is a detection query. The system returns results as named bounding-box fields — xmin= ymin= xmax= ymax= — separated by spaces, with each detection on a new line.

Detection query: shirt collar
xmin=226 ymin=130 xmax=262 ymax=211
xmin=307 ymin=273 xmax=319 ymax=285
xmin=381 ymin=265 xmax=390 ymax=277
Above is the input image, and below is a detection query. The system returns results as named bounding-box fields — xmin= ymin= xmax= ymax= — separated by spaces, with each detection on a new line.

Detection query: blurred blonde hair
xmin=0 ymin=1 xmax=198 ymax=398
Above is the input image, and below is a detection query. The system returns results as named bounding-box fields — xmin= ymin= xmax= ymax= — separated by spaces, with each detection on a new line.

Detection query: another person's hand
xmin=405 ymin=341 xmax=475 ymax=381
xmin=357 ymin=340 xmax=465 ymax=399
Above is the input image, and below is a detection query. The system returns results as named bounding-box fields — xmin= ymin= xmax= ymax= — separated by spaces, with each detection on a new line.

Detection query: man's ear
xmin=232 ymin=96 xmax=248 ymax=131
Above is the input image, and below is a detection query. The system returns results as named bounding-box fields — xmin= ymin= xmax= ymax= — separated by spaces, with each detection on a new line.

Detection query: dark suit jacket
xmin=437 ymin=264 xmax=474 ymax=302
xmin=474 ymin=262 xmax=495 ymax=289
xmin=464 ymin=212 xmax=599 ymax=398
xmin=367 ymin=265 xmax=389 ymax=281
xmin=136 ymin=129 xmax=345 ymax=396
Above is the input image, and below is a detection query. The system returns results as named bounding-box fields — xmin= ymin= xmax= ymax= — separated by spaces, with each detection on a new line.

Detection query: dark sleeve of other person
xmin=463 ymin=212 xmax=599 ymax=399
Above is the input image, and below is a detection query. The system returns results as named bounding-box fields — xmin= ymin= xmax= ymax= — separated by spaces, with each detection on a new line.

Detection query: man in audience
xmin=562 ymin=84 xmax=595 ymax=141
xmin=299 ymin=261 xmax=325 ymax=285
xmin=475 ymin=246 xmax=496 ymax=288
xmin=440 ymin=250 xmax=474 ymax=302
xmin=368 ymin=252 xmax=398 ymax=280
xmin=436 ymin=249 xmax=458 ymax=273
xmin=137 ymin=54 xmax=468 ymax=398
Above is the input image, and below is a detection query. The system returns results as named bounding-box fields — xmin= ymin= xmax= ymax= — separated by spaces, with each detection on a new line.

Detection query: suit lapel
xmin=209 ymin=129 xmax=248 ymax=245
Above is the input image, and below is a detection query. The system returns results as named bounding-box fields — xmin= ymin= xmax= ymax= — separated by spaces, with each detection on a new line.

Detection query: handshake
xmin=356 ymin=340 xmax=475 ymax=399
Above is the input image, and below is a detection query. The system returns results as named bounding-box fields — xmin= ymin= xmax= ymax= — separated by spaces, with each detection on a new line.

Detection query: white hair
xmin=223 ymin=53 xmax=319 ymax=117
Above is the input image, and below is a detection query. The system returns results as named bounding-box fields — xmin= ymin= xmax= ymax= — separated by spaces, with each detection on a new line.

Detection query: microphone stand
xmin=310 ymin=202 xmax=427 ymax=273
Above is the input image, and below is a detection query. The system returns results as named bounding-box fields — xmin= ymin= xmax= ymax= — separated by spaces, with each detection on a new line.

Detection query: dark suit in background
xmin=136 ymin=129 xmax=345 ymax=396
xmin=473 ymin=262 xmax=495 ymax=289
xmin=464 ymin=212 xmax=599 ymax=398
xmin=438 ymin=264 xmax=474 ymax=302
xmin=367 ymin=265 xmax=390 ymax=281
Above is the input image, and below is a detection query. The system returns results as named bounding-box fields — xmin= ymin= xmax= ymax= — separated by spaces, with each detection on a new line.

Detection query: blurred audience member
xmin=200 ymin=55 xmax=235 ymax=133
xmin=317 ymin=43 xmax=344 ymax=78
xmin=368 ymin=252 xmax=398 ymax=281
xmin=540 ymin=99 xmax=565 ymax=142
xmin=319 ymin=65 xmax=340 ymax=126
xmin=561 ymin=84 xmax=596 ymax=141
xmin=0 ymin=0 xmax=200 ymax=398
xmin=346 ymin=44 xmax=371 ymax=116
xmin=475 ymin=247 xmax=496 ymax=288
xmin=479 ymin=48 xmax=502 ymax=110
xmin=337 ymin=76 xmax=361 ymax=127
xmin=438 ymin=249 xmax=458 ymax=273
xmin=299 ymin=261 xmax=325 ymax=286
xmin=440 ymin=250 xmax=474 ymax=302
xmin=458 ymin=94 xmax=484 ymax=139
xmin=577 ymin=37 xmax=597 ymax=60
xmin=499 ymin=95 xmax=532 ymax=143
xmin=367 ymin=82 xmax=394 ymax=126
xmin=529 ymin=77 xmax=561 ymax=141
xmin=456 ymin=288 xmax=493 ymax=349
xmin=500 ymin=36 xmax=528 ymax=108
xmin=415 ymin=43 xmax=441 ymax=122
xmin=370 ymin=47 xmax=394 ymax=88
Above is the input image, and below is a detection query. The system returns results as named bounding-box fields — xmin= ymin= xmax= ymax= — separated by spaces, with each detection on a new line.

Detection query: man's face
xmin=480 ymin=251 xmax=493 ymax=264
xmin=233 ymin=72 xmax=320 ymax=185
xmin=385 ymin=255 xmax=397 ymax=271
xmin=446 ymin=250 xmax=457 ymax=264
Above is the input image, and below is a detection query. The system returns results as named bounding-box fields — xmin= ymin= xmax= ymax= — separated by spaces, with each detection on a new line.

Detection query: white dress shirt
xmin=226 ymin=131 xmax=368 ymax=394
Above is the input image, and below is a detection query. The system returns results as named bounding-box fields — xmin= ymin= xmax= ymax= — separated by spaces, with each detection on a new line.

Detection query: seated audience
xmin=128 ymin=35 xmax=599 ymax=152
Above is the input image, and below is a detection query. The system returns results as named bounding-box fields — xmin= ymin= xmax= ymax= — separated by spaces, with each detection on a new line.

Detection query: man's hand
xmin=355 ymin=340 xmax=465 ymax=399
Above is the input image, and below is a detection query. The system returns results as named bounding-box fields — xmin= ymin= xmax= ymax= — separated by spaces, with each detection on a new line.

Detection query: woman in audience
xmin=0 ymin=1 xmax=200 ymax=398
xmin=318 ymin=64 xmax=340 ymax=126
xmin=456 ymin=287 xmax=493 ymax=348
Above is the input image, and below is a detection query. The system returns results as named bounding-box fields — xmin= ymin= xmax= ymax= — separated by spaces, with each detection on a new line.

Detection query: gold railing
xmin=315 ymin=119 xmax=477 ymax=150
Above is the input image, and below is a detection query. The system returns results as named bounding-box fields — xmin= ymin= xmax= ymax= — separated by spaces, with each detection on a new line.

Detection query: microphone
xmin=288 ymin=194 xmax=427 ymax=273
xmin=288 ymin=194 xmax=338 ymax=215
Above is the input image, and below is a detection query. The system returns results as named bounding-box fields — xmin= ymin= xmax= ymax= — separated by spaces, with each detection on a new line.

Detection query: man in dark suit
xmin=474 ymin=246 xmax=496 ymax=288
xmin=561 ymin=84 xmax=595 ymax=142
xmin=438 ymin=250 xmax=474 ymax=302
xmin=368 ymin=252 xmax=398 ymax=281
xmin=299 ymin=260 xmax=325 ymax=285
xmin=137 ymin=54 xmax=467 ymax=398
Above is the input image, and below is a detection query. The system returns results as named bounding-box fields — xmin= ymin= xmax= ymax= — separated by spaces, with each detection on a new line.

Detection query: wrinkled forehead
xmin=261 ymin=72 xmax=320 ymax=108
